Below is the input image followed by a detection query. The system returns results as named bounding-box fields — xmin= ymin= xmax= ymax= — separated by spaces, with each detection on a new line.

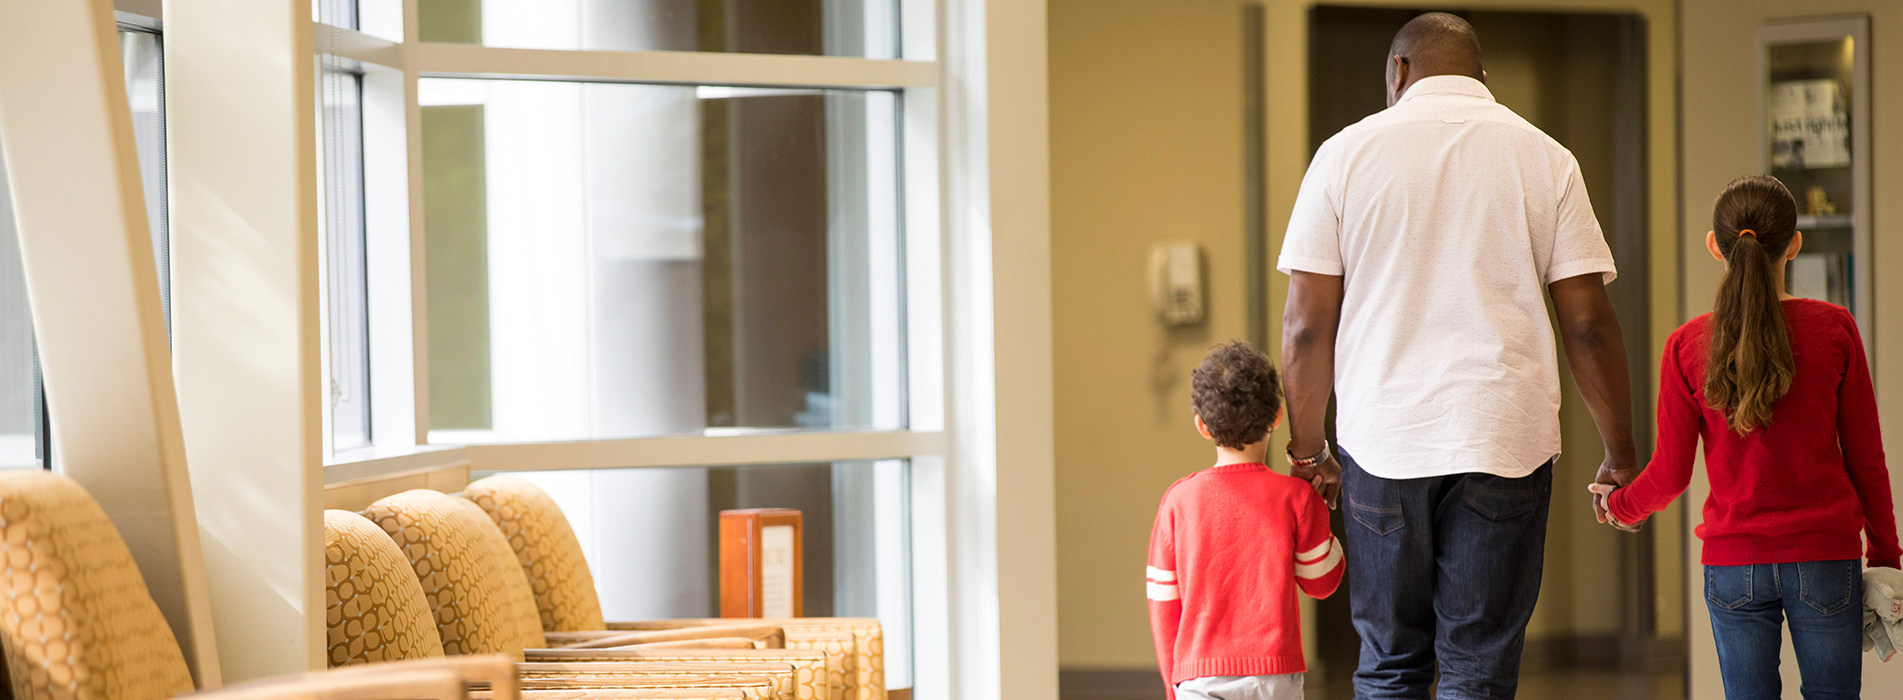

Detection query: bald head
xmin=1385 ymin=12 xmax=1484 ymax=105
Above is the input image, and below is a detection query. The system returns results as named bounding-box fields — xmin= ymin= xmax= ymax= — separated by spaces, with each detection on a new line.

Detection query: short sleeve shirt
xmin=1276 ymin=75 xmax=1617 ymax=479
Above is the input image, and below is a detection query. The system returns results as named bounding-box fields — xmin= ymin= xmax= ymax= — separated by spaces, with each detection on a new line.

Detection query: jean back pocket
xmin=1797 ymin=560 xmax=1857 ymax=615
xmin=1704 ymin=564 xmax=1753 ymax=610
xmin=1349 ymin=499 xmax=1404 ymax=536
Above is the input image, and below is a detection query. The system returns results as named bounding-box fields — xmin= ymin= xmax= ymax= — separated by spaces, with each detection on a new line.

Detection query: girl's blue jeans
xmin=1705 ymin=560 xmax=1863 ymax=700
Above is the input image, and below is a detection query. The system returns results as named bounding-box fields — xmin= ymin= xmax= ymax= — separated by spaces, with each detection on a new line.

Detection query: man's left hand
xmin=1292 ymin=450 xmax=1342 ymax=510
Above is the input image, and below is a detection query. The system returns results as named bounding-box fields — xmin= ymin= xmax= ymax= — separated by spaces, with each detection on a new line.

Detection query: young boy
xmin=1148 ymin=341 xmax=1344 ymax=700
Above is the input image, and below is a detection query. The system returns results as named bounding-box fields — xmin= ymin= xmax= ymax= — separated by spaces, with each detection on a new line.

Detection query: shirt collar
xmin=1397 ymin=75 xmax=1495 ymax=104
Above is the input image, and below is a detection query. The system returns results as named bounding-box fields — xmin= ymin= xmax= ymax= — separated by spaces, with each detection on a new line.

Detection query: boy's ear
xmin=1270 ymin=407 xmax=1285 ymax=431
xmin=1194 ymin=414 xmax=1214 ymax=441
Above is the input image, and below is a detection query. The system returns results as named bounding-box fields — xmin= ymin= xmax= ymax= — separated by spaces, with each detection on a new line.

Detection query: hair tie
xmin=1738 ymin=229 xmax=1757 ymax=239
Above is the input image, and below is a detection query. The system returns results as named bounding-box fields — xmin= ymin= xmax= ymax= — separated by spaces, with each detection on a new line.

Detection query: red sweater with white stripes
xmin=1147 ymin=463 xmax=1344 ymax=696
xmin=1609 ymin=300 xmax=1901 ymax=569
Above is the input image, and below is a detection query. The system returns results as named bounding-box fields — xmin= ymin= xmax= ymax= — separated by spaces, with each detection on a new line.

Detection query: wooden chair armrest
xmin=555 ymin=625 xmax=783 ymax=650
xmin=530 ymin=638 xmax=756 ymax=656
xmin=193 ymin=655 xmax=521 ymax=700
xmin=188 ymin=667 xmax=467 ymax=700
xmin=500 ymin=691 xmax=747 ymax=700
xmin=514 ymin=675 xmax=784 ymax=699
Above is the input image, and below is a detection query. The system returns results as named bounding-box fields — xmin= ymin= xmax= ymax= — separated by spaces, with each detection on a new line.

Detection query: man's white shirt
xmin=1277 ymin=75 xmax=1617 ymax=480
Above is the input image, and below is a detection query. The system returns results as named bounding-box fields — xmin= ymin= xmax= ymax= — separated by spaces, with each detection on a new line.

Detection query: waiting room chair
xmin=0 ymin=469 xmax=504 ymax=700
xmin=463 ymin=476 xmax=884 ymax=700
xmin=343 ymin=495 xmax=816 ymax=700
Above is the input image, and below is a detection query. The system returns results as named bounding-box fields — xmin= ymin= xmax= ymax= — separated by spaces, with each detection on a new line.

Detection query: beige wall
xmin=1049 ymin=0 xmax=1257 ymax=669
xmin=1051 ymin=0 xmax=1680 ymax=672
xmin=1679 ymin=2 xmax=1903 ymax=697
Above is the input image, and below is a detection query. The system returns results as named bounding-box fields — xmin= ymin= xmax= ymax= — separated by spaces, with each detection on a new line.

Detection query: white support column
xmin=0 ymin=0 xmax=222 ymax=686
xmin=168 ymin=0 xmax=325 ymax=681
xmin=941 ymin=0 xmax=1057 ymax=698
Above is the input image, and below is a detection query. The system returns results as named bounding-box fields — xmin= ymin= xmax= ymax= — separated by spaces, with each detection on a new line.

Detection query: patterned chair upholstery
xmin=465 ymin=476 xmax=886 ymax=700
xmin=360 ymin=489 xmax=793 ymax=698
xmin=324 ymin=510 xmax=446 ymax=666
xmin=361 ymin=489 xmax=547 ymax=661
xmin=461 ymin=478 xmax=605 ymax=631
xmin=0 ymin=471 xmax=517 ymax=700
xmin=0 ymin=469 xmax=195 ymax=700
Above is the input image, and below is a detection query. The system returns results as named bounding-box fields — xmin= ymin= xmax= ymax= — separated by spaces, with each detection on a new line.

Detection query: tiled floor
xmin=1063 ymin=668 xmax=1685 ymax=700
xmin=1306 ymin=668 xmax=1684 ymax=700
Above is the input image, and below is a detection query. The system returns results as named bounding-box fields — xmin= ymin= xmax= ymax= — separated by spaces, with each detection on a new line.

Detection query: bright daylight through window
xmin=420 ymin=79 xmax=904 ymax=443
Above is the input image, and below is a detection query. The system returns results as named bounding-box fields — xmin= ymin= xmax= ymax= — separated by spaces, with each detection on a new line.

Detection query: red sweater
xmin=1147 ymin=463 xmax=1343 ymax=695
xmin=1609 ymin=300 xmax=1900 ymax=569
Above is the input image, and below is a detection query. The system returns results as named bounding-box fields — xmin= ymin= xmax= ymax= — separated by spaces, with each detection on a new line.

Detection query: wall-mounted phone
xmin=1149 ymin=242 xmax=1205 ymax=327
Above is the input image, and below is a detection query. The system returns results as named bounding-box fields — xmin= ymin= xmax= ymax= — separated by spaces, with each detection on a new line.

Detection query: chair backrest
xmin=0 ymin=469 xmax=194 ymax=700
xmin=361 ymin=489 xmax=546 ymax=660
xmin=323 ymin=509 xmax=446 ymax=666
xmin=463 ymin=476 xmax=607 ymax=632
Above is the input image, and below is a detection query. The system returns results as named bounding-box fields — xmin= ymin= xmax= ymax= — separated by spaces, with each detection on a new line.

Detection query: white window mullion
xmin=410 ymin=43 xmax=936 ymax=89
xmin=460 ymin=429 xmax=946 ymax=473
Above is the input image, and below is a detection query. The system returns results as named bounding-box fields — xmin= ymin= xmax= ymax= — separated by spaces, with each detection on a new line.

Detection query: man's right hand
xmin=1589 ymin=462 xmax=1642 ymax=532
xmin=1292 ymin=450 xmax=1341 ymax=511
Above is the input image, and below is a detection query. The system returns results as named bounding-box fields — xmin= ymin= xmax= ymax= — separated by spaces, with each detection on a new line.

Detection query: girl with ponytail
xmin=1595 ymin=175 xmax=1898 ymax=699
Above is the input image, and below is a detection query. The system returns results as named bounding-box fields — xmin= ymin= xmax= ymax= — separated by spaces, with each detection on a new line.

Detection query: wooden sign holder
xmin=719 ymin=508 xmax=803 ymax=618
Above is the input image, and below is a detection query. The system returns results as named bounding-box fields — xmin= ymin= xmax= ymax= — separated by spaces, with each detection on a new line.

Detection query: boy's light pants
xmin=1174 ymin=674 xmax=1304 ymax=700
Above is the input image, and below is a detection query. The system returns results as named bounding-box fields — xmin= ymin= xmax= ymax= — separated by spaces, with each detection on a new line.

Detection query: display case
xmin=1758 ymin=17 xmax=1871 ymax=347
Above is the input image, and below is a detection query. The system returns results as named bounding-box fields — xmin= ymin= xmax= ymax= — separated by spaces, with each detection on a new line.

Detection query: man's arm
xmin=1548 ymin=274 xmax=1641 ymax=525
xmin=1282 ymin=271 xmax=1345 ymax=509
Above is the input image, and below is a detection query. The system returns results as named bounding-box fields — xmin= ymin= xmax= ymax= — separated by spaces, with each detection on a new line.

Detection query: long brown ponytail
xmin=1705 ymin=174 xmax=1798 ymax=434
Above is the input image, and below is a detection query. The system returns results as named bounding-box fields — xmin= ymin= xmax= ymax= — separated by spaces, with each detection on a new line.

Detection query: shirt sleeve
xmin=1147 ymin=493 xmax=1182 ymax=698
xmin=1293 ymin=488 xmax=1344 ymax=599
xmin=1544 ymin=151 xmax=1618 ymax=285
xmin=1276 ymin=140 xmax=1344 ymax=277
xmin=1610 ymin=333 xmax=1699 ymax=524
xmin=1835 ymin=315 xmax=1901 ymax=569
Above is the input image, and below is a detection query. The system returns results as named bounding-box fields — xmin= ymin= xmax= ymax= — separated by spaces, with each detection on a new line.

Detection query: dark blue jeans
xmin=1705 ymin=560 xmax=1863 ymax=700
xmin=1342 ymin=450 xmax=1552 ymax=700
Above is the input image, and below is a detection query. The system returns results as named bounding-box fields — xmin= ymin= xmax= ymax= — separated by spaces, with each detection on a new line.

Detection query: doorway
xmin=1302 ymin=4 xmax=1669 ymax=688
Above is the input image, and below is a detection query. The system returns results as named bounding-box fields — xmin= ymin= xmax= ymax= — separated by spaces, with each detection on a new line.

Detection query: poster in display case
xmin=1758 ymin=17 xmax=1870 ymax=350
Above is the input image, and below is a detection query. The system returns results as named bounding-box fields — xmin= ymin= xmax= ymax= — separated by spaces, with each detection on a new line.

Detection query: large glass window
xmin=420 ymin=80 xmax=904 ymax=443
xmin=320 ymin=67 xmax=373 ymax=451
xmin=0 ymin=22 xmax=168 ymax=470
xmin=317 ymin=3 xmax=932 ymax=693
xmin=417 ymin=0 xmax=898 ymax=58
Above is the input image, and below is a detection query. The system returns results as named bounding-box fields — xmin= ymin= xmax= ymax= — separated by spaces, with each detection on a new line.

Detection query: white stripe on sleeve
xmin=1146 ymin=581 xmax=1180 ymax=602
xmin=1296 ymin=536 xmax=1336 ymax=564
xmin=1295 ymin=543 xmax=1344 ymax=580
xmin=1145 ymin=566 xmax=1176 ymax=583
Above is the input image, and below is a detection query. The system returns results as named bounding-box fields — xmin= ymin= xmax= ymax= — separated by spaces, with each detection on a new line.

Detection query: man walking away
xmin=1276 ymin=12 xmax=1641 ymax=699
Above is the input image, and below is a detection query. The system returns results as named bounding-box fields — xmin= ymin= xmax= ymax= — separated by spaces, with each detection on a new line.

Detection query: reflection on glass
xmin=0 ymin=28 xmax=170 ymax=469
xmin=418 ymin=0 xmax=897 ymax=58
xmin=494 ymin=459 xmax=912 ymax=688
xmin=121 ymin=29 xmax=168 ymax=326
xmin=321 ymin=70 xmax=372 ymax=451
xmin=314 ymin=0 xmax=359 ymax=28
xmin=421 ymin=79 xmax=904 ymax=443
xmin=0 ymin=143 xmax=34 ymax=470
xmin=1767 ymin=36 xmax=1855 ymax=311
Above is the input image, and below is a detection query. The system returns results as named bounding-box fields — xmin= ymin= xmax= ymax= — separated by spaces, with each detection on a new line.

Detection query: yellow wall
xmin=1051 ymin=0 xmax=1680 ymax=672
xmin=1678 ymin=2 xmax=1903 ymax=697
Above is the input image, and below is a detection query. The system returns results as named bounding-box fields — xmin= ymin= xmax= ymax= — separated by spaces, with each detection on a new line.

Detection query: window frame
xmin=316 ymin=1 xmax=948 ymax=693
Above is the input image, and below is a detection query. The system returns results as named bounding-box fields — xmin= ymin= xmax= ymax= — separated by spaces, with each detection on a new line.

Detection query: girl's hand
xmin=1587 ymin=482 xmax=1644 ymax=533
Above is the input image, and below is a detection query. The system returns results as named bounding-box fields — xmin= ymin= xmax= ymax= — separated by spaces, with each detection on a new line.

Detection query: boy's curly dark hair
xmin=1190 ymin=341 xmax=1283 ymax=449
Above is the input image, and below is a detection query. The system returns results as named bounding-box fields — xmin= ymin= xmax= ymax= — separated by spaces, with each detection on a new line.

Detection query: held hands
xmin=1586 ymin=482 xmax=1643 ymax=533
xmin=1591 ymin=458 xmax=1642 ymax=525
xmin=1291 ymin=450 xmax=1341 ymax=510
